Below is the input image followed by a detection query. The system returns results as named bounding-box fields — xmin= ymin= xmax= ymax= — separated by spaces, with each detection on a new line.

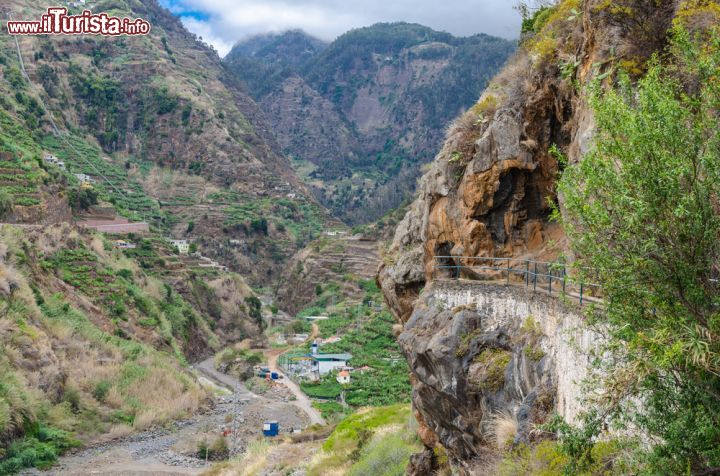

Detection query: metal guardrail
xmin=433 ymin=256 xmax=603 ymax=306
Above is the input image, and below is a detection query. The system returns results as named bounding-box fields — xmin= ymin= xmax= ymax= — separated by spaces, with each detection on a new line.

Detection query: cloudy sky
xmin=159 ymin=0 xmax=521 ymax=57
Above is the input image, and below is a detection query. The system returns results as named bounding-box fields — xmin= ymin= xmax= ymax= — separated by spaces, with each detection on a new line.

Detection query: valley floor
xmin=20 ymin=357 xmax=311 ymax=476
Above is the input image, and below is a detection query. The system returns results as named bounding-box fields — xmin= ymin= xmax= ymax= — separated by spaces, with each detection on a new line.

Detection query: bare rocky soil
xmin=21 ymin=358 xmax=311 ymax=476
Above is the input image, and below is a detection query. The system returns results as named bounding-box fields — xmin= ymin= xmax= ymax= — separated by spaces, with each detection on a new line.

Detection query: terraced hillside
xmin=0 ymin=0 xmax=334 ymax=283
xmin=276 ymin=234 xmax=380 ymax=314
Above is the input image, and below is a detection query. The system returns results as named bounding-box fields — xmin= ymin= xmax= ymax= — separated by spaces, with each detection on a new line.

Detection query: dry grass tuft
xmin=207 ymin=439 xmax=274 ymax=476
xmin=486 ymin=410 xmax=518 ymax=450
xmin=126 ymin=368 xmax=206 ymax=429
xmin=0 ymin=262 xmax=22 ymax=297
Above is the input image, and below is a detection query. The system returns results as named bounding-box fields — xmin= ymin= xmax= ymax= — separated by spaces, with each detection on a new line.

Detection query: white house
xmin=74 ymin=173 xmax=95 ymax=185
xmin=168 ymin=239 xmax=190 ymax=254
xmin=324 ymin=230 xmax=349 ymax=237
xmin=113 ymin=239 xmax=136 ymax=249
xmin=336 ymin=370 xmax=351 ymax=385
xmin=44 ymin=154 xmax=66 ymax=170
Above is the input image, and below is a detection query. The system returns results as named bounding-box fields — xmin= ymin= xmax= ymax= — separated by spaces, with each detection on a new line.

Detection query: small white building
xmin=74 ymin=173 xmax=95 ymax=185
xmin=44 ymin=154 xmax=66 ymax=170
xmin=324 ymin=230 xmax=349 ymax=237
xmin=303 ymin=315 xmax=329 ymax=321
xmin=113 ymin=239 xmax=136 ymax=249
xmin=168 ymin=239 xmax=190 ymax=254
xmin=336 ymin=370 xmax=351 ymax=385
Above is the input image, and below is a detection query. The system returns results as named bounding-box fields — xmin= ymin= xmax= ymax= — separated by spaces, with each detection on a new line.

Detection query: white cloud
xmin=161 ymin=0 xmax=520 ymax=57
xmin=180 ymin=17 xmax=235 ymax=56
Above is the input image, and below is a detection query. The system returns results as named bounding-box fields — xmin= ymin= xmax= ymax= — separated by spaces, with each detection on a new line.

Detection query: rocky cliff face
xmin=397 ymin=280 xmax=604 ymax=474
xmin=378 ymin=0 xmax=682 ymax=472
xmin=225 ymin=25 xmax=516 ymax=223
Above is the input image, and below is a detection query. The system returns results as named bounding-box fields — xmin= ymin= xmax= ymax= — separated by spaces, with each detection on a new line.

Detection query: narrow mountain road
xmin=265 ymin=349 xmax=326 ymax=426
xmin=193 ymin=357 xmax=256 ymax=398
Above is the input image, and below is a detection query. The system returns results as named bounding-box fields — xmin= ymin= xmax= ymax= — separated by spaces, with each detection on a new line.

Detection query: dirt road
xmin=23 ymin=358 xmax=310 ymax=475
xmin=265 ymin=349 xmax=325 ymax=426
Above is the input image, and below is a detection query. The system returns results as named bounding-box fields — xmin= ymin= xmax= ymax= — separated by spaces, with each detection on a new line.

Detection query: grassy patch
xmin=473 ymin=348 xmax=512 ymax=392
xmin=0 ymin=425 xmax=80 ymax=474
xmin=308 ymin=405 xmax=420 ymax=476
xmin=301 ymin=375 xmax=343 ymax=399
xmin=312 ymin=401 xmax=351 ymax=421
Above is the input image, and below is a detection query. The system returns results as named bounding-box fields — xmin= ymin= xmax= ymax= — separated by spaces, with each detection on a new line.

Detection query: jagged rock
xmin=397 ymin=293 xmax=552 ymax=470
xmin=407 ymin=447 xmax=438 ymax=476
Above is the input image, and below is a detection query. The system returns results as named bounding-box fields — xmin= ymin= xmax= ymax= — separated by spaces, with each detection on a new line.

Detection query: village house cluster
xmin=279 ymin=339 xmax=373 ymax=385
xmin=43 ymin=153 xmax=65 ymax=170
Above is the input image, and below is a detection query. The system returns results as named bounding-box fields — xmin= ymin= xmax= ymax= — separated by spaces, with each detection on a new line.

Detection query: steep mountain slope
xmin=225 ymin=24 xmax=516 ymax=223
xmin=275 ymin=233 xmax=380 ymax=315
xmin=377 ymin=0 xmax=701 ymax=473
xmin=224 ymin=29 xmax=328 ymax=98
xmin=0 ymin=220 xmax=267 ymax=471
xmin=0 ymin=1 xmax=326 ymax=470
xmin=1 ymin=0 xmax=333 ymax=284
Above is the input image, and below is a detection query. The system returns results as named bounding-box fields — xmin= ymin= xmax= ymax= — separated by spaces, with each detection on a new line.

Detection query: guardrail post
xmin=525 ymin=260 xmax=529 ymax=287
xmin=562 ymin=267 xmax=566 ymax=294
xmin=533 ymin=262 xmax=537 ymax=291
xmin=580 ymin=283 xmax=584 ymax=306
xmin=506 ymin=258 xmax=511 ymax=285
xmin=548 ymin=270 xmax=552 ymax=294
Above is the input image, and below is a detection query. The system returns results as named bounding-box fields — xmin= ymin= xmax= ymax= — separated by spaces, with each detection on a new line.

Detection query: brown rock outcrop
xmin=378 ymin=1 xmax=682 ymax=472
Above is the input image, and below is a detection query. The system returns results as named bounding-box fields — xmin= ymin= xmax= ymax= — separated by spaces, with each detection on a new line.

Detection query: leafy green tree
xmin=556 ymin=30 xmax=720 ymax=473
xmin=68 ymin=186 xmax=98 ymax=211
xmin=250 ymin=218 xmax=268 ymax=235
xmin=244 ymin=296 xmax=265 ymax=330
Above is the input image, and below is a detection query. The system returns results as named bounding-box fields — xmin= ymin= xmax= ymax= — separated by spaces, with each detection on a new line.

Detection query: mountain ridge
xmin=225 ymin=23 xmax=516 ymax=223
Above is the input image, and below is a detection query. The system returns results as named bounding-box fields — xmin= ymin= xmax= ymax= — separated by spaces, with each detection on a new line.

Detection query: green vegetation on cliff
xmin=555 ymin=27 xmax=720 ymax=474
xmin=308 ymin=404 xmax=421 ymax=476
